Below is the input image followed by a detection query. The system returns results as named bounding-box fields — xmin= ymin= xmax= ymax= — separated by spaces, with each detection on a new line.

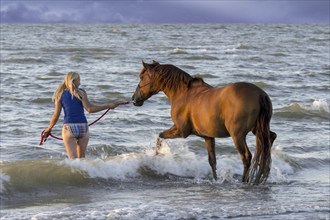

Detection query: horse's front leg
xmin=156 ymin=125 xmax=182 ymax=154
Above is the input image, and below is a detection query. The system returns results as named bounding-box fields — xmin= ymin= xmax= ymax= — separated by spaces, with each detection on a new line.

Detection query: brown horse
xmin=132 ymin=61 xmax=277 ymax=184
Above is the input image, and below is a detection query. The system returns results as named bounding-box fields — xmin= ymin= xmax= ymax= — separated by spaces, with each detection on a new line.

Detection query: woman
xmin=43 ymin=72 xmax=120 ymax=158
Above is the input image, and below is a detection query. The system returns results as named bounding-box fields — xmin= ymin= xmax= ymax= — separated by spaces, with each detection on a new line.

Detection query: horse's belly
xmin=192 ymin=117 xmax=230 ymax=138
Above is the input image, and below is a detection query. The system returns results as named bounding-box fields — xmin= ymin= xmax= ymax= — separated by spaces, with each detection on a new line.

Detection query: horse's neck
xmin=163 ymin=83 xmax=212 ymax=103
xmin=162 ymin=85 xmax=187 ymax=103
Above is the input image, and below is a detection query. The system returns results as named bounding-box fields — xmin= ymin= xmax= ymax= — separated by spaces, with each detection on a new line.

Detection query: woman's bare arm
xmin=44 ymin=100 xmax=62 ymax=136
xmin=81 ymin=90 xmax=119 ymax=113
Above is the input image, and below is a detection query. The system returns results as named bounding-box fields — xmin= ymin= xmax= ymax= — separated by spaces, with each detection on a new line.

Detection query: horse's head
xmin=132 ymin=61 xmax=160 ymax=106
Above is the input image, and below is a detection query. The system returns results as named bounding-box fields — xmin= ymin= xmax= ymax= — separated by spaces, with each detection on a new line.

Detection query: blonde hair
xmin=52 ymin=72 xmax=83 ymax=102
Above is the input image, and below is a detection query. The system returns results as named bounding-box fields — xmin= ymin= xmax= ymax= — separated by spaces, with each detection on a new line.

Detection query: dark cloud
xmin=0 ymin=0 xmax=329 ymax=23
xmin=1 ymin=1 xmax=77 ymax=23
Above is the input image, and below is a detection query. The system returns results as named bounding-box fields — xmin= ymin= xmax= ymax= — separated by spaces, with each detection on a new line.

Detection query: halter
xmin=138 ymin=72 xmax=152 ymax=88
xmin=138 ymin=81 xmax=151 ymax=88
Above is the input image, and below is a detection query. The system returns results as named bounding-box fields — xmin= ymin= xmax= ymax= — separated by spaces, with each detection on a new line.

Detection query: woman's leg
xmin=77 ymin=130 xmax=89 ymax=158
xmin=62 ymin=125 xmax=78 ymax=158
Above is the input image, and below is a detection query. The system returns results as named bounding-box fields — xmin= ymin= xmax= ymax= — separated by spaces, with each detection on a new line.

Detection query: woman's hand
xmin=109 ymin=103 xmax=120 ymax=109
xmin=43 ymin=127 xmax=52 ymax=138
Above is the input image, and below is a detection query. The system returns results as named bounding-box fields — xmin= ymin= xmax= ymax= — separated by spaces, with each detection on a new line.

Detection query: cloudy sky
xmin=1 ymin=0 xmax=329 ymax=24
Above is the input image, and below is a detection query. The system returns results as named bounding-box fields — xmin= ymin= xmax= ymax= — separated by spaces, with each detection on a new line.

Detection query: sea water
xmin=0 ymin=24 xmax=329 ymax=219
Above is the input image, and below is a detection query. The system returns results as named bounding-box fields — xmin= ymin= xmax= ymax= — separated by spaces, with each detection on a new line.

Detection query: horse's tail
xmin=249 ymin=93 xmax=273 ymax=185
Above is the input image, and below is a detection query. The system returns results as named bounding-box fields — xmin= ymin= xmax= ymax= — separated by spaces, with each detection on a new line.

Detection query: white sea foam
xmin=269 ymin=145 xmax=295 ymax=183
xmin=59 ymin=142 xmax=211 ymax=181
xmin=60 ymin=154 xmax=141 ymax=180
xmin=172 ymin=47 xmax=208 ymax=55
xmin=311 ymin=99 xmax=329 ymax=113
xmin=57 ymin=141 xmax=295 ymax=184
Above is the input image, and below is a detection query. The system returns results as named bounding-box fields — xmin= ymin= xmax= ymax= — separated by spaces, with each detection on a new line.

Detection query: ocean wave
xmin=171 ymin=48 xmax=189 ymax=55
xmin=0 ymin=142 xmax=300 ymax=195
xmin=170 ymin=47 xmax=209 ymax=55
xmin=0 ymin=159 xmax=89 ymax=195
xmin=1 ymin=56 xmax=45 ymax=63
xmin=236 ymin=43 xmax=251 ymax=50
xmin=31 ymin=98 xmax=51 ymax=104
xmin=0 ymin=173 xmax=10 ymax=194
xmin=267 ymin=52 xmax=288 ymax=57
xmin=46 ymin=70 xmax=63 ymax=76
xmin=223 ymin=43 xmax=256 ymax=54
xmin=253 ymin=81 xmax=271 ymax=88
xmin=247 ymin=56 xmax=264 ymax=62
xmin=35 ymin=75 xmax=58 ymax=81
xmin=274 ymin=99 xmax=330 ymax=119
xmin=186 ymin=55 xmax=219 ymax=61
xmin=69 ymin=54 xmax=84 ymax=62
xmin=42 ymin=47 xmax=113 ymax=53
xmin=309 ymin=37 xmax=330 ymax=43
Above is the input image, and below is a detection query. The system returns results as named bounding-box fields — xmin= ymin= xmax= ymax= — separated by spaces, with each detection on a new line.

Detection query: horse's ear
xmin=142 ymin=60 xmax=149 ymax=69
xmin=152 ymin=60 xmax=159 ymax=65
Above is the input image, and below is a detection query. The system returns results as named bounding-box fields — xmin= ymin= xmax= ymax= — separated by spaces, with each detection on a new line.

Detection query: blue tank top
xmin=61 ymin=90 xmax=87 ymax=124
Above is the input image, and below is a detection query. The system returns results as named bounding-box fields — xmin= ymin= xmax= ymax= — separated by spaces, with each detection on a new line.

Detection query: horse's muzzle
xmin=132 ymin=94 xmax=144 ymax=106
xmin=133 ymin=100 xmax=144 ymax=106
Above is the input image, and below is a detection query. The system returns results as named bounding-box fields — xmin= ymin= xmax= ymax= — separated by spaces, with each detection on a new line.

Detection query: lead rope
xmin=39 ymin=101 xmax=130 ymax=145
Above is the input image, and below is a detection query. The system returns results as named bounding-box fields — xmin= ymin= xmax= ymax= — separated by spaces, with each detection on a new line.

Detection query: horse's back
xmin=201 ymin=82 xmax=265 ymax=113
xmin=221 ymin=82 xmax=266 ymax=104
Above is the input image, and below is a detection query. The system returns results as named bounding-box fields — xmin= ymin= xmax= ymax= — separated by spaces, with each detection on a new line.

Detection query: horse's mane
xmin=151 ymin=64 xmax=204 ymax=91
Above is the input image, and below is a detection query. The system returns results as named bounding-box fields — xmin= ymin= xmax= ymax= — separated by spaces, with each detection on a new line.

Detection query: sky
xmin=0 ymin=0 xmax=329 ymax=24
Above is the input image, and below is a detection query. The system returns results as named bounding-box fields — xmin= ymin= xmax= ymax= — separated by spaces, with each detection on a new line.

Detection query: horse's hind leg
xmin=232 ymin=136 xmax=252 ymax=183
xmin=204 ymin=137 xmax=217 ymax=180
